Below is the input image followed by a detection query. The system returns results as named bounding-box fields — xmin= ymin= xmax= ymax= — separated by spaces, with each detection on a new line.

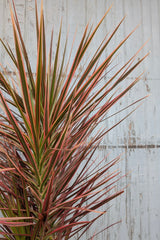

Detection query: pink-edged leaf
xmin=43 ymin=79 xmax=49 ymax=146
xmin=11 ymin=0 xmax=35 ymax=95
xmin=10 ymin=9 xmax=39 ymax=154
xmin=47 ymin=221 xmax=89 ymax=235
xmin=0 ymin=208 xmax=27 ymax=212
xmin=35 ymin=0 xmax=40 ymax=47
xmin=0 ymin=168 xmax=15 ymax=173
xmin=49 ymin=21 xmax=62 ymax=111
xmin=0 ymin=39 xmax=18 ymax=67
xmin=0 ymin=217 xmax=34 ymax=221
xmin=0 ymin=221 xmax=34 ymax=227
xmin=58 ymin=206 xmax=104 ymax=215
xmin=35 ymin=4 xmax=43 ymax=137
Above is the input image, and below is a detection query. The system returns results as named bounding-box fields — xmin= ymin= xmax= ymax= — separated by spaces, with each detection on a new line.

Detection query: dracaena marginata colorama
xmin=0 ymin=0 xmax=149 ymax=239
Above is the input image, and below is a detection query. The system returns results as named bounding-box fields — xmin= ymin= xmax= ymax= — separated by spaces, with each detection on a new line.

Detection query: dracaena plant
xmin=0 ymin=0 xmax=148 ymax=239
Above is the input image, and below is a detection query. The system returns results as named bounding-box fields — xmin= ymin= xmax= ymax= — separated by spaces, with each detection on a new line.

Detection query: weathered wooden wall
xmin=0 ymin=0 xmax=159 ymax=239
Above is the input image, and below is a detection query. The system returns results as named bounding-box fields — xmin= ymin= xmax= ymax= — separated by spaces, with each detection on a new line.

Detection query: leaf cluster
xmin=0 ymin=1 xmax=148 ymax=239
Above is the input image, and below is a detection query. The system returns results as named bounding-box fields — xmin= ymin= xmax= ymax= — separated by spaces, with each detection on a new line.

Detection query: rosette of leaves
xmin=0 ymin=0 xmax=148 ymax=239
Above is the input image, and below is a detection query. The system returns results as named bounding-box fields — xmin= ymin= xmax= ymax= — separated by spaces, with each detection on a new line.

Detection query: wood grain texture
xmin=0 ymin=0 xmax=159 ymax=239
